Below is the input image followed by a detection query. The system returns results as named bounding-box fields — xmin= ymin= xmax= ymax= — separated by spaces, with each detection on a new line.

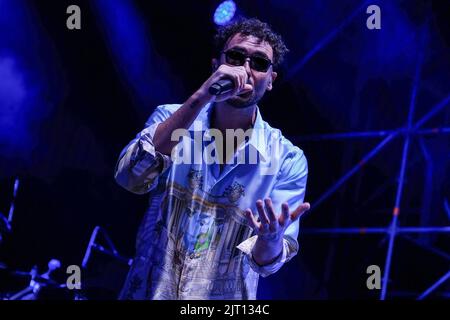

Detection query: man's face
xmin=216 ymin=33 xmax=278 ymax=109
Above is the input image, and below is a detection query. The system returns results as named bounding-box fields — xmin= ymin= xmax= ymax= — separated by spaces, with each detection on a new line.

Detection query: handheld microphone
xmin=209 ymin=78 xmax=234 ymax=95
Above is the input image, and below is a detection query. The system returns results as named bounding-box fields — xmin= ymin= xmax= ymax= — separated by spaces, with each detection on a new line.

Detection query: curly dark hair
xmin=213 ymin=18 xmax=289 ymax=68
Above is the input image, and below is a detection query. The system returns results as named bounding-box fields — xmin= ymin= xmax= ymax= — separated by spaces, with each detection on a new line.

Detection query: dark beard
xmin=226 ymin=91 xmax=260 ymax=109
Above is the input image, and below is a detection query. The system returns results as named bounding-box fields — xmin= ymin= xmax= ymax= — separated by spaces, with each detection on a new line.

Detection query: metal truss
xmin=297 ymin=91 xmax=450 ymax=300
xmin=283 ymin=0 xmax=450 ymax=299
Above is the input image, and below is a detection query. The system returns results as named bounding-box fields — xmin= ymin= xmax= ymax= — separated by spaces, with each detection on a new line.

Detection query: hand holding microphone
xmin=208 ymin=78 xmax=235 ymax=95
xmin=153 ymin=64 xmax=253 ymax=156
xmin=200 ymin=64 xmax=253 ymax=102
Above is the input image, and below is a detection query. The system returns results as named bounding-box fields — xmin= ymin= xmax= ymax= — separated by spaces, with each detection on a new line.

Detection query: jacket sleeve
xmin=114 ymin=105 xmax=178 ymax=194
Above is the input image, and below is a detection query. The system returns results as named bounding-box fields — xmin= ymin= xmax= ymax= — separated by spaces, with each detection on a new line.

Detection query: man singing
xmin=115 ymin=18 xmax=309 ymax=300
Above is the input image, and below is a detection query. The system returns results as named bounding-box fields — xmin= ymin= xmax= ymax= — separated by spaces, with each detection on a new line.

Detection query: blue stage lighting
xmin=214 ymin=1 xmax=237 ymax=26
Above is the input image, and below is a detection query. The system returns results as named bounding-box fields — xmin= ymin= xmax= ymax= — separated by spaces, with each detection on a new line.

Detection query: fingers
xmin=280 ymin=202 xmax=290 ymax=226
xmin=207 ymin=65 xmax=251 ymax=102
xmin=290 ymin=202 xmax=310 ymax=221
xmin=257 ymin=199 xmax=279 ymax=232
xmin=259 ymin=201 xmax=308 ymax=231
xmin=217 ymin=64 xmax=248 ymax=93
xmin=240 ymin=84 xmax=253 ymax=94
xmin=232 ymin=67 xmax=248 ymax=94
xmin=256 ymin=200 xmax=270 ymax=225
xmin=232 ymin=70 xmax=243 ymax=93
xmin=264 ymin=198 xmax=277 ymax=223
xmin=244 ymin=208 xmax=259 ymax=229
xmin=249 ymin=199 xmax=311 ymax=232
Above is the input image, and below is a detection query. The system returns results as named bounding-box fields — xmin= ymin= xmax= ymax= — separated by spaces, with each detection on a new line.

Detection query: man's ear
xmin=267 ymin=71 xmax=277 ymax=91
xmin=212 ymin=58 xmax=219 ymax=71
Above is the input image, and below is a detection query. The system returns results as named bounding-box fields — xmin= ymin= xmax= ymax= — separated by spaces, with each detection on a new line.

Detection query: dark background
xmin=0 ymin=0 xmax=449 ymax=299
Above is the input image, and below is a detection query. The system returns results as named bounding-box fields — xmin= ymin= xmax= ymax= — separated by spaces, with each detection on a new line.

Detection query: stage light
xmin=91 ymin=0 xmax=178 ymax=117
xmin=214 ymin=1 xmax=237 ymax=26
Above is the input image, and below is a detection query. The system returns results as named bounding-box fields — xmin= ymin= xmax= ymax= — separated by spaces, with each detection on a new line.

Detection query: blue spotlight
xmin=91 ymin=0 xmax=180 ymax=117
xmin=0 ymin=0 xmax=62 ymax=161
xmin=214 ymin=1 xmax=237 ymax=26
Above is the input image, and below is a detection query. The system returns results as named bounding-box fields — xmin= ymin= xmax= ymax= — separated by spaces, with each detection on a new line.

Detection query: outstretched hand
xmin=244 ymin=198 xmax=310 ymax=242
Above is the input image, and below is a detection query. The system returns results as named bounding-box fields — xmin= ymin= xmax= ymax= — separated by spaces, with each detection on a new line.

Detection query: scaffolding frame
xmin=284 ymin=1 xmax=450 ymax=298
xmin=296 ymin=91 xmax=450 ymax=299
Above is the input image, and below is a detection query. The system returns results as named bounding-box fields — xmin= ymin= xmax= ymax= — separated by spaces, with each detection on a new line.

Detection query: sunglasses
xmin=223 ymin=49 xmax=273 ymax=72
